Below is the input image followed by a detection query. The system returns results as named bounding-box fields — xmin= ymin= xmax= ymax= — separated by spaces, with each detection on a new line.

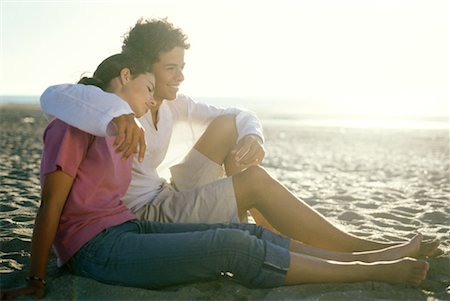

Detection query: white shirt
xmin=40 ymin=84 xmax=265 ymax=211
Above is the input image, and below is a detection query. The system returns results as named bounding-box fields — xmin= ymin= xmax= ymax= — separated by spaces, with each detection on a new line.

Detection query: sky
xmin=0 ymin=0 xmax=448 ymax=118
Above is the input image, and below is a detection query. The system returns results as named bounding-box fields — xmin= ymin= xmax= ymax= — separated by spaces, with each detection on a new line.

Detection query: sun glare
xmin=1 ymin=0 xmax=447 ymax=122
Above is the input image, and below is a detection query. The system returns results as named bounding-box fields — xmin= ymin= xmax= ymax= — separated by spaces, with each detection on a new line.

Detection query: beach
xmin=1 ymin=104 xmax=449 ymax=300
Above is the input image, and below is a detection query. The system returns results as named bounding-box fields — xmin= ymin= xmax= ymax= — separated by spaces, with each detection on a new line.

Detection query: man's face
xmin=152 ymin=47 xmax=185 ymax=102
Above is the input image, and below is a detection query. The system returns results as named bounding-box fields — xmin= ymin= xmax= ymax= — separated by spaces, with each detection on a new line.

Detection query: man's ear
xmin=119 ymin=68 xmax=132 ymax=85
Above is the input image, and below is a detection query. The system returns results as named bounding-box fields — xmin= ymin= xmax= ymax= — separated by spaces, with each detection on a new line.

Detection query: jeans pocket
xmin=77 ymin=228 xmax=111 ymax=261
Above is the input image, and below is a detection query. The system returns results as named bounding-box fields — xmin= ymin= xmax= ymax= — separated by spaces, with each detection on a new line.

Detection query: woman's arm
xmin=1 ymin=170 xmax=74 ymax=300
xmin=30 ymin=170 xmax=74 ymax=281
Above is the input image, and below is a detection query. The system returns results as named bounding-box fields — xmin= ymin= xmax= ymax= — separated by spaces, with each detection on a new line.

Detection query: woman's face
xmin=152 ymin=46 xmax=185 ymax=102
xmin=121 ymin=72 xmax=156 ymax=118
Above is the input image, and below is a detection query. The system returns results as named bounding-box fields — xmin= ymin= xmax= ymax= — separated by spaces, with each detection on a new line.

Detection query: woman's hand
xmin=1 ymin=280 xmax=45 ymax=300
xmin=112 ymin=114 xmax=147 ymax=162
xmin=232 ymin=135 xmax=265 ymax=167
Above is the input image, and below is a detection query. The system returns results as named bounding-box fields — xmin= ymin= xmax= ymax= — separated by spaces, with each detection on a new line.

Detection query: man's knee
xmin=243 ymin=165 xmax=271 ymax=186
xmin=233 ymin=166 xmax=273 ymax=208
xmin=208 ymin=115 xmax=237 ymax=139
xmin=194 ymin=114 xmax=238 ymax=164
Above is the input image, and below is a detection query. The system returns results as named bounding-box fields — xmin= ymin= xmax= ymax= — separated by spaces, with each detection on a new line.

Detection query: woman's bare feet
xmin=373 ymin=257 xmax=429 ymax=287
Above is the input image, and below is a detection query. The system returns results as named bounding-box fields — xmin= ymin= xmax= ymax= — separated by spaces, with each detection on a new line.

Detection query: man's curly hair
xmin=122 ymin=17 xmax=190 ymax=66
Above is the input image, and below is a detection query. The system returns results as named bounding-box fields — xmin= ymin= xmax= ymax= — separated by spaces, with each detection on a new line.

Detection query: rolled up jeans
xmin=66 ymin=220 xmax=290 ymax=289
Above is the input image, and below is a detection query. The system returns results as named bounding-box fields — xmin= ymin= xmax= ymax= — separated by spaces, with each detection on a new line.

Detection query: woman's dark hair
xmin=78 ymin=53 xmax=151 ymax=90
xmin=122 ymin=17 xmax=190 ymax=66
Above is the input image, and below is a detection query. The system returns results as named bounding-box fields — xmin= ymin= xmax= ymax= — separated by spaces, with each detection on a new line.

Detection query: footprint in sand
xmin=0 ymin=204 xmax=17 ymax=212
xmin=393 ymin=206 xmax=422 ymax=214
xmin=354 ymin=201 xmax=379 ymax=209
xmin=372 ymin=212 xmax=421 ymax=226
xmin=338 ymin=211 xmax=365 ymax=222
xmin=12 ymin=215 xmax=35 ymax=223
xmin=421 ymin=211 xmax=449 ymax=225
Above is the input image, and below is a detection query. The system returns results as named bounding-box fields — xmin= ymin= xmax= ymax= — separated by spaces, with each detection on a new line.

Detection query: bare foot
xmin=366 ymin=233 xmax=422 ymax=262
xmin=417 ymin=239 xmax=442 ymax=258
xmin=374 ymin=257 xmax=429 ymax=287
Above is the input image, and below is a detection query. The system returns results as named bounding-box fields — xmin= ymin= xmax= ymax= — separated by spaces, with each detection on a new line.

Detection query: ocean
xmin=1 ymin=95 xmax=448 ymax=130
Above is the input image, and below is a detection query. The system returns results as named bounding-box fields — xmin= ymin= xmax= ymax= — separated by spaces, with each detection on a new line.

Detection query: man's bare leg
xmin=193 ymin=115 xmax=441 ymax=255
xmin=231 ymin=165 xmax=397 ymax=251
xmin=193 ymin=115 xmax=389 ymax=250
xmin=289 ymin=233 xmax=427 ymax=262
xmin=232 ymin=166 xmax=441 ymax=255
xmin=192 ymin=115 xmax=277 ymax=231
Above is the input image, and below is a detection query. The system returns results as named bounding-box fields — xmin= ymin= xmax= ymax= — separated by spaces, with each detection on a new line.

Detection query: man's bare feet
xmin=417 ymin=239 xmax=442 ymax=258
xmin=366 ymin=233 xmax=422 ymax=262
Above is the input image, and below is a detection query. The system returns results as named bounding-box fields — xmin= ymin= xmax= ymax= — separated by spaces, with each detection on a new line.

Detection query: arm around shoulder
xmin=40 ymin=84 xmax=134 ymax=136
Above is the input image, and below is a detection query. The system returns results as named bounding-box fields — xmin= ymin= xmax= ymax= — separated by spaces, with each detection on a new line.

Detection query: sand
xmin=1 ymin=104 xmax=449 ymax=300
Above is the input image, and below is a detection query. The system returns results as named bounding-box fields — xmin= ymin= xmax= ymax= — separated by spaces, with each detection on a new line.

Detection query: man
xmin=41 ymin=17 xmax=267 ymax=225
xmin=41 ymin=18 xmax=441 ymax=254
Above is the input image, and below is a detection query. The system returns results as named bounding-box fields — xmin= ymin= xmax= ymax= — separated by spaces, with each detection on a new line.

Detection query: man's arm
xmin=173 ymin=95 xmax=265 ymax=143
xmin=40 ymin=84 xmax=147 ymax=161
xmin=40 ymin=84 xmax=133 ymax=136
xmin=179 ymin=95 xmax=266 ymax=165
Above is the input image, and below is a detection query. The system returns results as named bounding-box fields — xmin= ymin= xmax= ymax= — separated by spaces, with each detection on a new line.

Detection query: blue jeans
xmin=66 ymin=220 xmax=290 ymax=289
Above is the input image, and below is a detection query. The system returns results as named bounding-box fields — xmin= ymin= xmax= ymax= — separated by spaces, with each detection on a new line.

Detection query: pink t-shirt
xmin=40 ymin=119 xmax=135 ymax=266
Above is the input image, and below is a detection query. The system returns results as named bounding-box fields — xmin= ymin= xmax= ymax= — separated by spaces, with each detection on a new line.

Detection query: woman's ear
xmin=119 ymin=68 xmax=132 ymax=85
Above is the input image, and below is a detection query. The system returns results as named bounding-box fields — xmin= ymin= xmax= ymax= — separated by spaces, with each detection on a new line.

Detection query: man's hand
xmin=232 ymin=135 xmax=265 ymax=167
xmin=112 ymin=114 xmax=147 ymax=162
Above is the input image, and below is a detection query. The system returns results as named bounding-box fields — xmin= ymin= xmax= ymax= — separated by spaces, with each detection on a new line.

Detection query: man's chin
xmin=155 ymin=91 xmax=178 ymax=101
xmin=164 ymin=93 xmax=177 ymax=101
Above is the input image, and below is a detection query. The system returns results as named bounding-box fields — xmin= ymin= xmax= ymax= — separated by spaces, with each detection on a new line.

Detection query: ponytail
xmin=78 ymin=76 xmax=105 ymax=89
xmin=78 ymin=53 xmax=151 ymax=91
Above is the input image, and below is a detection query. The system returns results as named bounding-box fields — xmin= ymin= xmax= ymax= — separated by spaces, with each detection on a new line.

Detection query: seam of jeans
xmin=262 ymin=261 xmax=289 ymax=273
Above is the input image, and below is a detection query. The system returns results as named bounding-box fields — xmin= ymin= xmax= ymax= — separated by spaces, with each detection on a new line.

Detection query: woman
xmin=1 ymin=52 xmax=432 ymax=300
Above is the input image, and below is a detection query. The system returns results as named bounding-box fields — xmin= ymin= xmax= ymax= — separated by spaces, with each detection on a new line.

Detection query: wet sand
xmin=1 ymin=104 xmax=449 ymax=300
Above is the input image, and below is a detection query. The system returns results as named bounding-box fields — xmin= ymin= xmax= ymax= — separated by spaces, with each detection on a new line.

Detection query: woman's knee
xmin=207 ymin=227 xmax=286 ymax=288
xmin=209 ymin=228 xmax=263 ymax=262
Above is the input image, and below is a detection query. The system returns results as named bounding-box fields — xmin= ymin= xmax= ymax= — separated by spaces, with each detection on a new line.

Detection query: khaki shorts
xmin=135 ymin=149 xmax=244 ymax=223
